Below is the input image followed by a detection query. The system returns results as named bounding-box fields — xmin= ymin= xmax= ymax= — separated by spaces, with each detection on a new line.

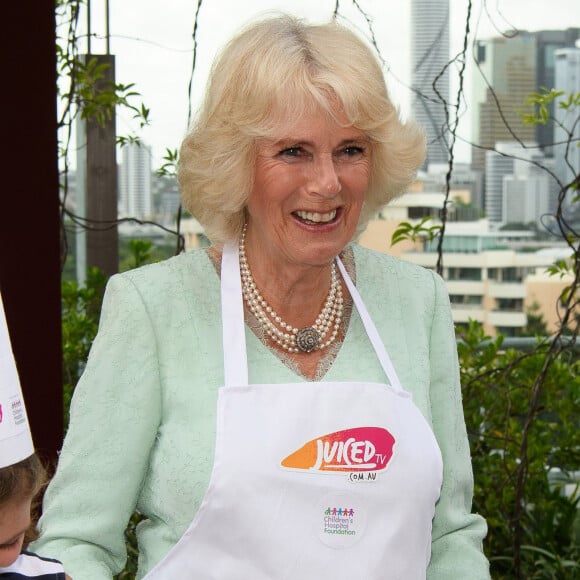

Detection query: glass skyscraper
xmin=411 ymin=0 xmax=450 ymax=169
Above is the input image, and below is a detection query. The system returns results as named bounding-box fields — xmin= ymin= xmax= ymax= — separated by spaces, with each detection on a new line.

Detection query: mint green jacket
xmin=33 ymin=244 xmax=490 ymax=579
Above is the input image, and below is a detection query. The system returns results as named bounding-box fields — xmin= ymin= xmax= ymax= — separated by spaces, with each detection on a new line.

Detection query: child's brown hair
xmin=0 ymin=453 xmax=47 ymax=546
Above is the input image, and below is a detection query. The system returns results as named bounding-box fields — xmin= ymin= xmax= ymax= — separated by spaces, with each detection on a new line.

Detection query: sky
xmin=70 ymin=0 xmax=580 ymax=168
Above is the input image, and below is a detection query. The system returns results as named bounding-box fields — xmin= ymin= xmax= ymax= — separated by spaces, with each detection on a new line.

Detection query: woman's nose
xmin=309 ymin=157 xmax=341 ymax=197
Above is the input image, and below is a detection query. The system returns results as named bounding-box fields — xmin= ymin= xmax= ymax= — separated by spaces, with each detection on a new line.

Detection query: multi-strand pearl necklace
xmin=239 ymin=226 xmax=343 ymax=353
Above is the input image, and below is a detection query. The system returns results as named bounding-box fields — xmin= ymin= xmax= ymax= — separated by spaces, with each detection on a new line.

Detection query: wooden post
xmin=78 ymin=54 xmax=119 ymax=280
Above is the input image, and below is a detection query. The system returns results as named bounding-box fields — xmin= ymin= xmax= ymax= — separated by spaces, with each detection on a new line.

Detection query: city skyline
xmin=67 ymin=0 xmax=580 ymax=168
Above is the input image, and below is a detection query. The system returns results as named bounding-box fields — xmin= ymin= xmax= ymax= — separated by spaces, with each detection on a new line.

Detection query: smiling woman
xmin=178 ymin=13 xmax=424 ymax=246
xmin=33 ymin=12 xmax=490 ymax=580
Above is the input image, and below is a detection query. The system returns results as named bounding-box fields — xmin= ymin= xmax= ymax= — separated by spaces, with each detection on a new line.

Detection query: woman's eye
xmin=279 ymin=147 xmax=303 ymax=157
xmin=341 ymin=146 xmax=365 ymax=156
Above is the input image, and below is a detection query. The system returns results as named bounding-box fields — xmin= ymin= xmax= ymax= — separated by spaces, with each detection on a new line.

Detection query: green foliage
xmin=156 ymin=148 xmax=179 ymax=178
xmin=522 ymin=88 xmax=566 ymax=126
xmin=391 ymin=217 xmax=441 ymax=246
xmin=518 ymin=301 xmax=549 ymax=337
xmin=61 ymin=267 xmax=106 ymax=427
xmin=559 ymin=92 xmax=580 ymax=112
xmin=118 ymin=238 xmax=175 ymax=272
xmin=114 ymin=512 xmax=145 ymax=580
xmin=76 ymin=59 xmax=136 ymax=125
xmin=458 ymin=321 xmax=580 ymax=579
xmin=547 ymin=259 xmax=573 ymax=279
xmin=120 ymin=239 xmax=154 ymax=271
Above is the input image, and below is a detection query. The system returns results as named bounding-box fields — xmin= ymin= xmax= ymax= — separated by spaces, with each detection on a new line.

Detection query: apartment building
xmin=472 ymin=34 xmax=537 ymax=173
xmin=401 ymin=241 xmax=558 ymax=336
xmin=359 ymin=194 xmax=569 ymax=336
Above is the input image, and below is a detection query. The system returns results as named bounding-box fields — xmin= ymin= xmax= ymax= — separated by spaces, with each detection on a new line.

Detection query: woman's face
xmin=246 ymin=107 xmax=371 ymax=270
xmin=0 ymin=495 xmax=31 ymax=568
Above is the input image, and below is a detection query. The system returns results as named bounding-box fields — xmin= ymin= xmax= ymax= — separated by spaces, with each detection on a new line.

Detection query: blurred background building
xmin=411 ymin=0 xmax=450 ymax=169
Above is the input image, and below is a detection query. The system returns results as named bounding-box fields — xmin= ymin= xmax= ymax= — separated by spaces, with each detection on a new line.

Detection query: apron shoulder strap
xmin=221 ymin=243 xmax=249 ymax=387
xmin=336 ymin=257 xmax=404 ymax=393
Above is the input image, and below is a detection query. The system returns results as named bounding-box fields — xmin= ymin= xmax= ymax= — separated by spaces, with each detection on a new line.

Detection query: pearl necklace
xmin=239 ymin=226 xmax=344 ymax=353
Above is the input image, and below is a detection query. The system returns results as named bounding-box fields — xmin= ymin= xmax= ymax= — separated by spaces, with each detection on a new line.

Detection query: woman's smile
xmin=292 ymin=208 xmax=338 ymax=225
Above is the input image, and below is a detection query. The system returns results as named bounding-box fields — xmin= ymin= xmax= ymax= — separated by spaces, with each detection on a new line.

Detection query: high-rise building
xmin=152 ymin=173 xmax=181 ymax=225
xmin=502 ymin=161 xmax=552 ymax=227
xmin=533 ymin=28 xmax=580 ymax=155
xmin=472 ymin=34 xmax=537 ymax=173
xmin=485 ymin=142 xmax=556 ymax=226
xmin=485 ymin=144 xmax=515 ymax=224
xmin=553 ymin=48 xmax=580 ymax=193
xmin=411 ymin=0 xmax=450 ymax=169
xmin=118 ymin=143 xmax=153 ymax=220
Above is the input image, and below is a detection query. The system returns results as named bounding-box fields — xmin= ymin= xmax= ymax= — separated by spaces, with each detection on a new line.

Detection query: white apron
xmin=143 ymin=243 xmax=443 ymax=580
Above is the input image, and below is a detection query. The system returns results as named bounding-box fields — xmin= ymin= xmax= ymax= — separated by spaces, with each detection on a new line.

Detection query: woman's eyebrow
xmin=271 ymin=135 xmax=369 ymax=148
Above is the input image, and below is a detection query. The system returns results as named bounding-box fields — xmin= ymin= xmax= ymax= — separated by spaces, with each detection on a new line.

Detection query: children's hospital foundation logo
xmin=10 ymin=397 xmax=27 ymax=425
xmin=280 ymin=426 xmax=396 ymax=481
xmin=323 ymin=506 xmax=357 ymax=536
xmin=0 ymin=398 xmax=27 ymax=429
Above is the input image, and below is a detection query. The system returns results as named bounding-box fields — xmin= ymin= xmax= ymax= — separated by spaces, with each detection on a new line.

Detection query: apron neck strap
xmin=336 ymin=257 xmax=403 ymax=391
xmin=221 ymin=242 xmax=403 ymax=392
xmin=221 ymin=242 xmax=248 ymax=386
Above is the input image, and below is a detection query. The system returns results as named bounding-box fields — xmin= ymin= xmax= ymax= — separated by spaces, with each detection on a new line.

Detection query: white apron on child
xmin=143 ymin=243 xmax=443 ymax=580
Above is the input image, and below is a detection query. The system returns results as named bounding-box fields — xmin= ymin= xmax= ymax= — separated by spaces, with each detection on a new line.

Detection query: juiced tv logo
xmin=281 ymin=427 xmax=395 ymax=474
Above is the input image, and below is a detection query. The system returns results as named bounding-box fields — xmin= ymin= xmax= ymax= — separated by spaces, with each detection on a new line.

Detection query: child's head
xmin=0 ymin=453 xmax=46 ymax=568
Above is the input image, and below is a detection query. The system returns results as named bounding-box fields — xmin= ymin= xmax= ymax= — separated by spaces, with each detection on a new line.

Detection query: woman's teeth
xmin=294 ymin=209 xmax=337 ymax=224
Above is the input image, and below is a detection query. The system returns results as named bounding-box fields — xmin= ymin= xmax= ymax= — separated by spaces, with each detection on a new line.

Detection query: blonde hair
xmin=178 ymin=13 xmax=426 ymax=246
